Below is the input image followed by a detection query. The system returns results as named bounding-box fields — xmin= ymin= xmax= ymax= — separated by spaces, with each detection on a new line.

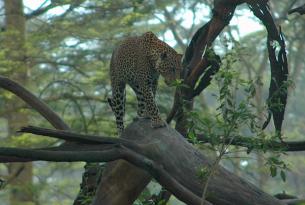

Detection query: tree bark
xmin=93 ymin=119 xmax=284 ymax=205
xmin=3 ymin=1 xmax=33 ymax=204
xmin=92 ymin=161 xmax=151 ymax=205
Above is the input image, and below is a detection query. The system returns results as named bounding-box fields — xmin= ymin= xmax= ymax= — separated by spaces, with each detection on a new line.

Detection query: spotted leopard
xmin=108 ymin=31 xmax=182 ymax=134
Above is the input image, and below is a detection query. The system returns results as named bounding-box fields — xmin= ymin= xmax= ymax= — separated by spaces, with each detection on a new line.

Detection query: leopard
xmin=108 ymin=31 xmax=182 ymax=134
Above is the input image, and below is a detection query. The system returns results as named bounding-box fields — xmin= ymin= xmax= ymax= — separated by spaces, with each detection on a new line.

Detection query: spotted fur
xmin=108 ymin=31 xmax=182 ymax=134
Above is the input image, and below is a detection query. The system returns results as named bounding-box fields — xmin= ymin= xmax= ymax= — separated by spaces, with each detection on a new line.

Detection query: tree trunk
xmin=93 ymin=119 xmax=284 ymax=205
xmin=4 ymin=1 xmax=33 ymax=204
xmin=92 ymin=161 xmax=150 ymax=205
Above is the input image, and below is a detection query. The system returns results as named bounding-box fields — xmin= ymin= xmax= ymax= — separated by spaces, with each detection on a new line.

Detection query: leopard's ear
xmin=142 ymin=31 xmax=159 ymax=57
xmin=142 ymin=31 xmax=158 ymax=42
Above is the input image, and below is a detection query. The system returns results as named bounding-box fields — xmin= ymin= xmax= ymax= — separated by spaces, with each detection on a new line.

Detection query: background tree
xmin=1 ymin=1 xmax=33 ymax=204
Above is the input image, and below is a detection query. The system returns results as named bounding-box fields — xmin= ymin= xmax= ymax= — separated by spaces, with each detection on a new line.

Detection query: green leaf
xmin=197 ymin=167 xmax=210 ymax=180
xmin=187 ymin=130 xmax=199 ymax=144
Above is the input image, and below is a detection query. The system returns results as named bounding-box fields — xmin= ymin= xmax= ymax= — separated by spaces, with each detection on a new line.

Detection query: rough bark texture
xmin=4 ymin=1 xmax=34 ymax=204
xmin=92 ymin=161 xmax=150 ymax=205
xmin=94 ymin=119 xmax=284 ymax=205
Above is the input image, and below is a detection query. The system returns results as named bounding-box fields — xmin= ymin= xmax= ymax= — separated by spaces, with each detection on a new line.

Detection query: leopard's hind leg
xmin=130 ymin=83 xmax=149 ymax=119
xmin=108 ymin=82 xmax=126 ymax=135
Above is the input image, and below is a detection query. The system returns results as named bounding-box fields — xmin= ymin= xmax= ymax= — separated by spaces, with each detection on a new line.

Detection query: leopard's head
xmin=155 ymin=51 xmax=182 ymax=86
xmin=143 ymin=31 xmax=182 ymax=86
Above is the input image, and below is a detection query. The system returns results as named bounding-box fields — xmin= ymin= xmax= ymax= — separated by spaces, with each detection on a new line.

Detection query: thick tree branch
xmin=24 ymin=125 xmax=305 ymax=153
xmin=288 ymin=4 xmax=305 ymax=15
xmin=19 ymin=125 xmax=305 ymax=154
xmin=183 ymin=0 xmax=240 ymax=94
xmin=0 ymin=146 xmax=120 ymax=162
xmin=248 ymin=2 xmax=289 ymax=134
xmin=168 ymin=0 xmax=242 ymax=128
xmin=0 ymin=76 xmax=69 ymax=130
xmin=19 ymin=126 xmax=130 ymax=146
xmin=197 ymin=134 xmax=305 ymax=152
xmin=0 ymin=126 xmax=210 ymax=205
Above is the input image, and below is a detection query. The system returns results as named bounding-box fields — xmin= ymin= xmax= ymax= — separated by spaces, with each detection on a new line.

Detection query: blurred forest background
xmin=0 ymin=0 xmax=304 ymax=204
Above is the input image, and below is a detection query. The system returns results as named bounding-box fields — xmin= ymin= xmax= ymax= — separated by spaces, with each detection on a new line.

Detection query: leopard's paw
xmin=134 ymin=114 xmax=150 ymax=122
xmin=151 ymin=118 xmax=166 ymax=128
xmin=137 ymin=113 xmax=151 ymax=119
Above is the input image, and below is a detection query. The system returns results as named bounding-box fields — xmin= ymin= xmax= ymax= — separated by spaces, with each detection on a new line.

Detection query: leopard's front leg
xmin=139 ymin=82 xmax=166 ymax=128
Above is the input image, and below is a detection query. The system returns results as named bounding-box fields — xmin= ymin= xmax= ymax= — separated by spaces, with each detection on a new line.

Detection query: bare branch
xmin=0 ymin=146 xmax=120 ymax=162
xmin=19 ymin=126 xmax=139 ymax=151
xmin=25 ymin=1 xmax=59 ymax=19
xmin=249 ymin=3 xmax=289 ymax=134
xmin=25 ymin=0 xmax=86 ymax=20
xmin=288 ymin=4 xmax=305 ymax=15
xmin=0 ymin=76 xmax=69 ymax=130
xmin=197 ymin=134 xmax=305 ymax=152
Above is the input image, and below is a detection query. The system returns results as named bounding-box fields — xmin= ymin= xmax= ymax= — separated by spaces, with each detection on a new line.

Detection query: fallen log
xmin=93 ymin=119 xmax=284 ymax=205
